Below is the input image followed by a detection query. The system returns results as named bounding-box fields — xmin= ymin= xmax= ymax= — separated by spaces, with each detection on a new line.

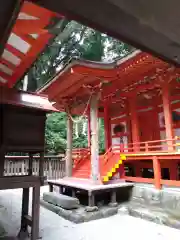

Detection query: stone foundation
xmin=40 ymin=199 xmax=118 ymax=223
xmin=118 ymin=184 xmax=180 ymax=229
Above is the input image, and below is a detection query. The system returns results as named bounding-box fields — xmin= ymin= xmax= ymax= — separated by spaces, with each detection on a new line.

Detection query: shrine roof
xmin=0 ymin=1 xmax=61 ymax=88
xmin=39 ymin=49 xmax=176 ymax=114
xmin=0 ymin=86 xmax=58 ymax=112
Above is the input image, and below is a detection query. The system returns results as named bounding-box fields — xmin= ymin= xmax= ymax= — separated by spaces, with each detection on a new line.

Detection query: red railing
xmin=72 ymin=148 xmax=90 ymax=167
xmin=102 ymin=137 xmax=180 ymax=189
xmin=112 ymin=137 xmax=180 ymax=154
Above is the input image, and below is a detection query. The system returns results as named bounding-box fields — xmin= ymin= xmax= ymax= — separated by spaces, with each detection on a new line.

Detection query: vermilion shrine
xmin=1 ymin=0 xmax=180 ymax=237
xmin=39 ymin=50 xmax=180 ymax=203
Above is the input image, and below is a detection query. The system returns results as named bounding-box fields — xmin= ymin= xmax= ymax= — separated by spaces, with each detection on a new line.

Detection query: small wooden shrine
xmin=0 ymin=86 xmax=57 ymax=239
xmin=39 ymin=50 xmax=180 ymax=194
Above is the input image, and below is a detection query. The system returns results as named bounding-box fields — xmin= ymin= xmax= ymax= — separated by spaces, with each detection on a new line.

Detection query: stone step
xmin=43 ymin=192 xmax=80 ymax=210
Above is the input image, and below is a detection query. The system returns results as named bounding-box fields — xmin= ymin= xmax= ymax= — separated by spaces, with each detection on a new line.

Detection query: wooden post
xmin=109 ymin=190 xmax=117 ymax=207
xmin=135 ymin=163 xmax=142 ymax=177
xmin=119 ymin=164 xmax=125 ymax=178
xmin=104 ymin=104 xmax=111 ymax=151
xmin=90 ymin=93 xmax=100 ymax=182
xmin=39 ymin=152 xmax=45 ymax=184
xmin=88 ymin=191 xmax=95 ymax=207
xmin=31 ymin=184 xmax=40 ymax=240
xmin=169 ymin=162 xmax=177 ymax=180
xmin=153 ymin=156 xmax=161 ymax=189
xmin=28 ymin=153 xmax=33 ymax=176
xmin=87 ymin=106 xmax=91 ymax=148
xmin=18 ymin=188 xmax=30 ymax=239
xmin=0 ymin=148 xmax=5 ymax=177
xmin=66 ymin=114 xmax=73 ymax=177
xmin=152 ymin=102 xmax=161 ymax=141
xmin=162 ymin=83 xmax=174 ymax=151
xmin=126 ymin=101 xmax=132 ymax=146
xmin=129 ymin=96 xmax=140 ymax=151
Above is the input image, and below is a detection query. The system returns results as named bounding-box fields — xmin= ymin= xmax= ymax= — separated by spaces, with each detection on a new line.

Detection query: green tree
xmin=45 ymin=112 xmax=67 ymax=154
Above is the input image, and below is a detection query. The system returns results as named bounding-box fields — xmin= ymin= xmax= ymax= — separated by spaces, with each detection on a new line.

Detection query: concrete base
xmin=118 ymin=184 xmax=180 ymax=230
xmin=131 ymin=184 xmax=180 ymax=212
xmin=40 ymin=199 xmax=118 ymax=223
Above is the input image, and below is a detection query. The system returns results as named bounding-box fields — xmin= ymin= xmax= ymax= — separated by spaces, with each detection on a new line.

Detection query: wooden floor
xmin=48 ymin=177 xmax=133 ymax=191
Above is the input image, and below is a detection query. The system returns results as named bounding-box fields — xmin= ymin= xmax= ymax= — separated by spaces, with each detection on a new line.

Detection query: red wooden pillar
xmin=162 ymin=83 xmax=174 ymax=150
xmin=134 ymin=163 xmax=142 ymax=177
xmin=152 ymin=102 xmax=161 ymax=141
xmin=153 ymin=156 xmax=161 ymax=189
xmin=169 ymin=162 xmax=177 ymax=180
xmin=119 ymin=164 xmax=125 ymax=178
xmin=104 ymin=103 xmax=111 ymax=151
xmin=125 ymin=101 xmax=132 ymax=146
xmin=129 ymin=96 xmax=140 ymax=151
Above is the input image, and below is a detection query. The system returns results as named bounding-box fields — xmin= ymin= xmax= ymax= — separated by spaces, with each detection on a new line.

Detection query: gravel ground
xmin=0 ymin=186 xmax=180 ymax=240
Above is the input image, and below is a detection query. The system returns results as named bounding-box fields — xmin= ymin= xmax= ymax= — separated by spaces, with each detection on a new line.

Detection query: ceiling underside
xmin=35 ymin=0 xmax=180 ymax=66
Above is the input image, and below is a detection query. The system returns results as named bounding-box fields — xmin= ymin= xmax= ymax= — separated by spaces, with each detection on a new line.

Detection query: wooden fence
xmin=4 ymin=155 xmax=65 ymax=179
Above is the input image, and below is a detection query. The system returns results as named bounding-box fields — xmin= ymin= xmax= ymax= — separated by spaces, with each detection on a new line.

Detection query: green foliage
xmin=45 ymin=112 xmax=67 ymax=154
xmin=45 ymin=112 xmax=105 ymax=154
xmin=99 ymin=118 xmax=105 ymax=154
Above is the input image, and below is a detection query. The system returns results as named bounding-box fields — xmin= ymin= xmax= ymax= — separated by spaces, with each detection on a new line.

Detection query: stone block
xmin=143 ymin=188 xmax=162 ymax=207
xmin=161 ymin=191 xmax=180 ymax=212
xmin=83 ymin=211 xmax=103 ymax=222
xmin=40 ymin=199 xmax=61 ymax=214
xmin=85 ymin=206 xmax=98 ymax=212
xmin=131 ymin=187 xmax=145 ymax=203
xmin=43 ymin=192 xmax=80 ymax=210
xmin=102 ymin=207 xmax=118 ymax=218
xmin=68 ymin=213 xmax=84 ymax=223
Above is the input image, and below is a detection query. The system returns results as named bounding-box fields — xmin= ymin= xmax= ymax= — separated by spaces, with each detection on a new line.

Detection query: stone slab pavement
xmin=0 ymin=186 xmax=179 ymax=240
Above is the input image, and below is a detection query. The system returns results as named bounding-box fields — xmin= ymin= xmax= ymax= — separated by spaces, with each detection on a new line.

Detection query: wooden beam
xmin=0 ymin=176 xmax=42 ymax=190
xmin=124 ymin=176 xmax=154 ymax=184
xmin=160 ymin=179 xmax=180 ymax=187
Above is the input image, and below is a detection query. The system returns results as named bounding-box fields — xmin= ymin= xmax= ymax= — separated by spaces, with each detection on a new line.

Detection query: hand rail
xmin=112 ymin=137 xmax=180 ymax=153
xmin=72 ymin=148 xmax=91 ymax=168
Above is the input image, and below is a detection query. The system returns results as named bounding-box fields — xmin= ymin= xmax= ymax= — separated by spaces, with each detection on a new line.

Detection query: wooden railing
xmin=112 ymin=137 xmax=180 ymax=154
xmin=72 ymin=148 xmax=90 ymax=167
xmin=4 ymin=155 xmax=65 ymax=179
